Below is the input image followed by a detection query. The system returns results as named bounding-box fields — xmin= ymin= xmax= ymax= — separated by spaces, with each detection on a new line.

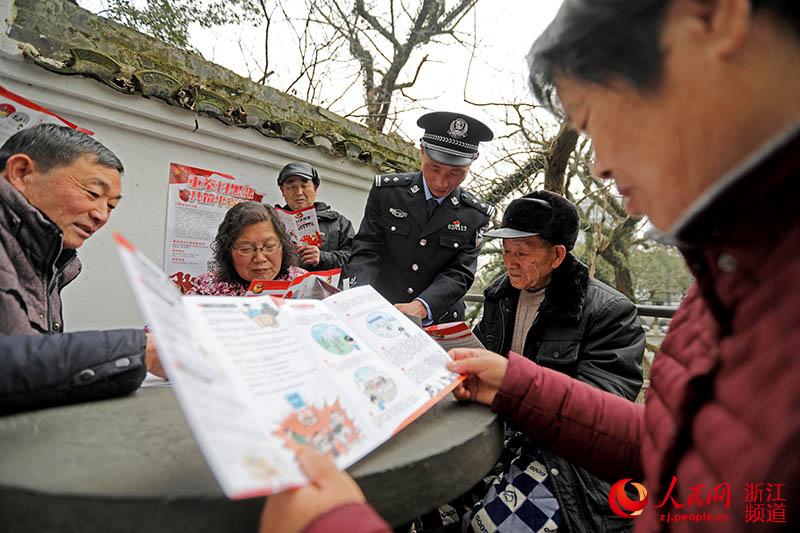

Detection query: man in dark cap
xmin=440 ymin=190 xmax=643 ymax=533
xmin=348 ymin=111 xmax=495 ymax=324
xmin=276 ymin=161 xmax=355 ymax=273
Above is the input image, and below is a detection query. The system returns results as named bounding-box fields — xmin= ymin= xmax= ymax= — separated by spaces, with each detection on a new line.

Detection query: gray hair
xmin=527 ymin=0 xmax=800 ymax=117
xmin=0 ymin=124 xmax=123 ymax=174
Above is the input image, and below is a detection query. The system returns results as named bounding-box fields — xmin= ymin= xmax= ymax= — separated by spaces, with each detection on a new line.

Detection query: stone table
xmin=0 ymin=387 xmax=503 ymax=533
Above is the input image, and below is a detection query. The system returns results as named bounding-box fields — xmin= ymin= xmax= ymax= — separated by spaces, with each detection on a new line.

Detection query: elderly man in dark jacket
xmin=276 ymin=162 xmax=355 ymax=273
xmin=0 ymin=124 xmax=163 ymax=415
xmin=458 ymin=191 xmax=644 ymax=533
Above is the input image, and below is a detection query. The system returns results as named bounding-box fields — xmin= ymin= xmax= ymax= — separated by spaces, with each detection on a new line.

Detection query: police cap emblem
xmin=447 ymin=118 xmax=469 ymax=139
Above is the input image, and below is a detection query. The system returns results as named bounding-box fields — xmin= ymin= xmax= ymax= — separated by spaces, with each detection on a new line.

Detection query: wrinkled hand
xmin=298 ymin=245 xmax=321 ymax=266
xmin=144 ymin=333 xmax=166 ymax=378
xmin=447 ymin=348 xmax=509 ymax=406
xmin=260 ymin=447 xmax=365 ymax=533
xmin=394 ymin=300 xmax=427 ymax=319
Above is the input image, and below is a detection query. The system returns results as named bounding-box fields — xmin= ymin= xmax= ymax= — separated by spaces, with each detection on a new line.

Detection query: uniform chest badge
xmin=447 ymin=220 xmax=468 ymax=232
xmin=389 ymin=208 xmax=409 ymax=218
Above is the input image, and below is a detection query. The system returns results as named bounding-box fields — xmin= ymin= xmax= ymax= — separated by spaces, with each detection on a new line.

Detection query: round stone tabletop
xmin=0 ymin=387 xmax=502 ymax=532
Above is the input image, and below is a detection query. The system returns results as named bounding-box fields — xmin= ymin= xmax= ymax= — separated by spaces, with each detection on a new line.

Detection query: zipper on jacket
xmin=46 ymin=253 xmax=78 ymax=332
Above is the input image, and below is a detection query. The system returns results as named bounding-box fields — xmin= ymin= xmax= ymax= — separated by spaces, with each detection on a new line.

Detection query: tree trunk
xmin=543 ymin=123 xmax=579 ymax=193
xmin=598 ymin=217 xmax=639 ymax=300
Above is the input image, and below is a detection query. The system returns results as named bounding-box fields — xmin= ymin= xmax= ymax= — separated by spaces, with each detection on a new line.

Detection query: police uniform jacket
xmin=348 ymin=172 xmax=493 ymax=323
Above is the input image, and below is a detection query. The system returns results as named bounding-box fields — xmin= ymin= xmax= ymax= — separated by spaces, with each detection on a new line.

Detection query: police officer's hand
xmin=395 ymin=301 xmax=427 ymax=319
xmin=260 ymin=447 xmax=366 ymax=533
xmin=298 ymin=245 xmax=321 ymax=266
xmin=447 ymin=348 xmax=509 ymax=406
xmin=144 ymin=333 xmax=166 ymax=378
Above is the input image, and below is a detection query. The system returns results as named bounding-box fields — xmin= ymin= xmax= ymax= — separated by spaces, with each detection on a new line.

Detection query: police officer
xmin=348 ymin=111 xmax=494 ymax=324
xmin=276 ymin=162 xmax=355 ymax=273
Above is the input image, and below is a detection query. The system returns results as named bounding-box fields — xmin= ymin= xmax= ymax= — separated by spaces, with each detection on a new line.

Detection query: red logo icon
xmin=609 ymin=479 xmax=649 ymax=518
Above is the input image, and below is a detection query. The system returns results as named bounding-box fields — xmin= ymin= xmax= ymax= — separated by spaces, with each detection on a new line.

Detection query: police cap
xmin=417 ymin=111 xmax=493 ymax=167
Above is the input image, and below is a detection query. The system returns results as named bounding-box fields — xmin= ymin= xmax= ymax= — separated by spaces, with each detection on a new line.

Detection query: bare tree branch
xmin=394 ymin=54 xmax=429 ymax=89
xmin=354 ymin=0 xmax=401 ymax=49
xmin=255 ymin=0 xmax=275 ymax=84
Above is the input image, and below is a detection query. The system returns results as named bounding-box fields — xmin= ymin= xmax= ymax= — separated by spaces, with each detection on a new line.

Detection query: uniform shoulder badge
xmin=460 ymin=189 xmax=495 ymax=217
xmin=374 ymin=172 xmax=417 ymax=188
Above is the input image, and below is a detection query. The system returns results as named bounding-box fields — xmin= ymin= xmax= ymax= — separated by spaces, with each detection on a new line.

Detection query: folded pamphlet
xmin=246 ymin=269 xmax=341 ymax=299
xmin=115 ymin=234 xmax=462 ymax=498
xmin=274 ymin=205 xmax=323 ymax=247
xmin=424 ymin=321 xmax=486 ymax=351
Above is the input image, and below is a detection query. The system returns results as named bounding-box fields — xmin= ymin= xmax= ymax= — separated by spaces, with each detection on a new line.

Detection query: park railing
xmin=463 ymin=294 xmax=678 ymax=319
xmin=463 ymin=294 xmax=676 ymax=404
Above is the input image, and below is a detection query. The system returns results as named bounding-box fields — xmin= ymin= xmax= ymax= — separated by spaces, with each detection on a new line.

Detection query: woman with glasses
xmin=188 ymin=201 xmax=307 ymax=296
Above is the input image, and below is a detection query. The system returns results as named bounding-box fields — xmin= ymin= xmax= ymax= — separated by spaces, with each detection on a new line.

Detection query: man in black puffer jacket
xmin=411 ymin=191 xmax=645 ymax=533
xmin=468 ymin=191 xmax=644 ymax=533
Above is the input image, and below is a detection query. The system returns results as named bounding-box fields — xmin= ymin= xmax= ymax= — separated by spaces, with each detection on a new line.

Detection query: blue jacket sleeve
xmin=0 ymin=329 xmax=147 ymax=414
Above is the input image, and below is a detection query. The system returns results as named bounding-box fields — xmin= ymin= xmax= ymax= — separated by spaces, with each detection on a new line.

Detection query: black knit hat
xmin=277 ymin=162 xmax=320 ymax=187
xmin=485 ymin=190 xmax=579 ymax=250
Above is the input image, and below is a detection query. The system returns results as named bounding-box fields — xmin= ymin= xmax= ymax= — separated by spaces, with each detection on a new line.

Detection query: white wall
xmin=0 ymin=52 xmax=375 ymax=331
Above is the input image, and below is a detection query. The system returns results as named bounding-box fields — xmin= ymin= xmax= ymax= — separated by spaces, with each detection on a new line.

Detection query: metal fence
xmin=463 ymin=294 xmax=677 ymax=319
xmin=461 ymin=293 xmax=676 ymax=403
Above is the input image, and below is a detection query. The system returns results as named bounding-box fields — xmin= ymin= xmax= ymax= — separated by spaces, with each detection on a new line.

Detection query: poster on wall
xmin=164 ymin=163 xmax=266 ymax=293
xmin=0 ymin=84 xmax=91 ymax=144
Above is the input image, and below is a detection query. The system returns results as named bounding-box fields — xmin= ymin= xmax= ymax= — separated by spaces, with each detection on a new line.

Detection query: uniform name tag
xmin=448 ymin=220 xmax=468 ymax=232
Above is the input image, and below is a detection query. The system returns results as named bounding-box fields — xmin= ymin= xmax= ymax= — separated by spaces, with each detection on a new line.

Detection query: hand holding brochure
xmin=115 ymin=234 xmax=463 ymax=498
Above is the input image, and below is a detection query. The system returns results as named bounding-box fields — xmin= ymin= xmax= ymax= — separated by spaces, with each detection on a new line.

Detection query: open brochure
xmin=115 ymin=234 xmax=463 ymax=499
xmin=246 ymin=269 xmax=341 ymax=299
xmin=274 ymin=205 xmax=322 ymax=246
xmin=424 ymin=322 xmax=486 ymax=351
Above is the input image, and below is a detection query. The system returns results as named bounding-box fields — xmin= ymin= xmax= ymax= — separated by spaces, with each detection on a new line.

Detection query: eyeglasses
xmin=232 ymin=243 xmax=281 ymax=256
